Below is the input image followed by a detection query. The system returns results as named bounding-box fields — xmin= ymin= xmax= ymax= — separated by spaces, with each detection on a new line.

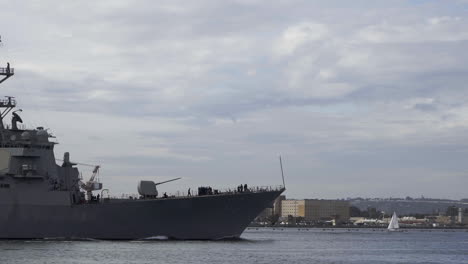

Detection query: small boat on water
xmin=387 ymin=212 xmax=400 ymax=231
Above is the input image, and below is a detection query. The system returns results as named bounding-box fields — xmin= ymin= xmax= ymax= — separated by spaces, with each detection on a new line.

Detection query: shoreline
xmin=248 ymin=224 xmax=468 ymax=230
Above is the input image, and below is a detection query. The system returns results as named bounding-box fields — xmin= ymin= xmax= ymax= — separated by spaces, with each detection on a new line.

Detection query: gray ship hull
xmin=0 ymin=189 xmax=283 ymax=240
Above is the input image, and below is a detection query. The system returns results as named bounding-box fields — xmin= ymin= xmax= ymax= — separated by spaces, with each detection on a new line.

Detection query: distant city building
xmin=281 ymin=199 xmax=305 ymax=218
xmin=281 ymin=199 xmax=350 ymax=222
xmin=435 ymin=215 xmax=452 ymax=225
xmin=304 ymin=200 xmax=350 ymax=221
xmin=350 ymin=198 xmax=468 ymax=215
xmin=457 ymin=208 xmax=468 ymax=225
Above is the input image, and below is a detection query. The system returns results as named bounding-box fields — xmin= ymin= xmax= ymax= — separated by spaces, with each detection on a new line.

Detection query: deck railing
xmin=0 ymin=98 xmax=15 ymax=106
xmin=0 ymin=67 xmax=14 ymax=75
xmin=107 ymin=185 xmax=285 ymax=201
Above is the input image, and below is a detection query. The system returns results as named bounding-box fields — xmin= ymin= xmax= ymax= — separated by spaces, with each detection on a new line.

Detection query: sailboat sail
xmin=388 ymin=212 xmax=399 ymax=230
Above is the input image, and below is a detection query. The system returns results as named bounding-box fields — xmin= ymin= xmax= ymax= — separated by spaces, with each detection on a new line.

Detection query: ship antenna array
xmin=0 ymin=35 xmax=15 ymax=130
xmin=279 ymin=155 xmax=286 ymax=188
xmin=0 ymin=35 xmax=13 ymax=85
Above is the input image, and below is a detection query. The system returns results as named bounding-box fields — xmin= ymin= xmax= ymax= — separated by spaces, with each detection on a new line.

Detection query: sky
xmin=1 ymin=0 xmax=468 ymax=199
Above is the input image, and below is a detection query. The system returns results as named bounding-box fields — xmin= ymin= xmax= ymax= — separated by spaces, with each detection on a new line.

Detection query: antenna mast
xmin=0 ymin=35 xmax=15 ymax=130
xmin=0 ymin=35 xmax=13 ymax=85
xmin=279 ymin=155 xmax=286 ymax=188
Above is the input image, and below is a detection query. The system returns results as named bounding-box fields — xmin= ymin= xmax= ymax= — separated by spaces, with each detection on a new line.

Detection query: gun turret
xmin=155 ymin=177 xmax=181 ymax=186
xmin=137 ymin=177 xmax=181 ymax=198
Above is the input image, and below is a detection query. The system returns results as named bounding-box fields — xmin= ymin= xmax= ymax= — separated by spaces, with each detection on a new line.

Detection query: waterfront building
xmin=281 ymin=199 xmax=305 ymax=218
xmin=457 ymin=208 xmax=468 ymax=225
xmin=304 ymin=199 xmax=350 ymax=221
xmin=281 ymin=199 xmax=350 ymax=222
xmin=435 ymin=215 xmax=452 ymax=225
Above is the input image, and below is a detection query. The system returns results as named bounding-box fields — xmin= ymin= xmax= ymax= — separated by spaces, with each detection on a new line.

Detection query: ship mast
xmin=0 ymin=35 xmax=16 ymax=130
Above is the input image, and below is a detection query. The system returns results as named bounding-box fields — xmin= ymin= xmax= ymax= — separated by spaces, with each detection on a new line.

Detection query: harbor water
xmin=0 ymin=228 xmax=466 ymax=264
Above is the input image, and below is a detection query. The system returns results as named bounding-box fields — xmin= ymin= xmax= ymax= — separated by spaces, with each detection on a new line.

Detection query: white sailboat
xmin=387 ymin=212 xmax=400 ymax=231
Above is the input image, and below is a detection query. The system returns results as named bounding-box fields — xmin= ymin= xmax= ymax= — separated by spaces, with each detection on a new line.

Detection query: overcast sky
xmin=1 ymin=0 xmax=468 ymax=199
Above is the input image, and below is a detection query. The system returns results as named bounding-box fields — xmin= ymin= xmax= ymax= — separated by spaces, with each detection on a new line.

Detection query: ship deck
xmin=90 ymin=185 xmax=285 ymax=204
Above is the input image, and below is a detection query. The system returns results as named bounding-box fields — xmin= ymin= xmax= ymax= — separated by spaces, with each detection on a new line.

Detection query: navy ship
xmin=0 ymin=50 xmax=284 ymax=240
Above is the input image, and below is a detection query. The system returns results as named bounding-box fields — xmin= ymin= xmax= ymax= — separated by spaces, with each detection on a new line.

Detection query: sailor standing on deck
xmin=6 ymin=62 xmax=10 ymax=74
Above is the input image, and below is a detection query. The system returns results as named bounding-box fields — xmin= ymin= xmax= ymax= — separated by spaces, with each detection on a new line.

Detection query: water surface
xmin=0 ymin=228 xmax=466 ymax=264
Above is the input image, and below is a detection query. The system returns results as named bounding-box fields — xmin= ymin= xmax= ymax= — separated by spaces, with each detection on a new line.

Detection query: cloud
xmin=356 ymin=16 xmax=468 ymax=44
xmin=273 ymin=22 xmax=329 ymax=56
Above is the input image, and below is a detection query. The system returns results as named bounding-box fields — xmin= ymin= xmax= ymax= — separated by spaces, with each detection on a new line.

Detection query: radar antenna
xmin=11 ymin=109 xmax=23 ymax=130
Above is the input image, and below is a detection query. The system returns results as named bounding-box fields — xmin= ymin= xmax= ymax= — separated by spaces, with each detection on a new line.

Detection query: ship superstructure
xmin=0 ymin=45 xmax=284 ymax=240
